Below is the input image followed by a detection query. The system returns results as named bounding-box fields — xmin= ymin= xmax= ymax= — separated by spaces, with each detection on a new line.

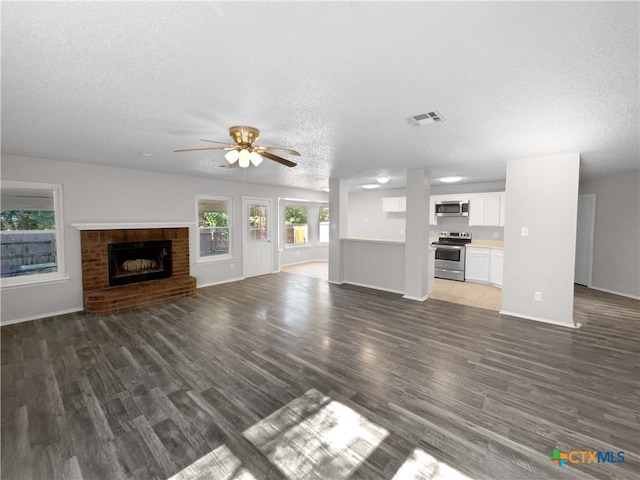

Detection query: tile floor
xmin=280 ymin=261 xmax=329 ymax=281
xmin=281 ymin=261 xmax=502 ymax=312
xmin=429 ymin=278 xmax=502 ymax=311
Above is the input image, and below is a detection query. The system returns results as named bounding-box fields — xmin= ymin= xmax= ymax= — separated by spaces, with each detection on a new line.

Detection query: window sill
xmin=284 ymin=244 xmax=313 ymax=249
xmin=196 ymin=255 xmax=235 ymax=264
xmin=1 ymin=275 xmax=71 ymax=290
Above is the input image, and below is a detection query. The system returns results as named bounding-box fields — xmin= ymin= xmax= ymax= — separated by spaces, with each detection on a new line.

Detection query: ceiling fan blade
xmin=200 ymin=139 xmax=236 ymax=147
xmin=173 ymin=146 xmax=229 ymax=153
xmin=261 ymin=151 xmax=297 ymax=168
xmin=256 ymin=146 xmax=301 ymax=156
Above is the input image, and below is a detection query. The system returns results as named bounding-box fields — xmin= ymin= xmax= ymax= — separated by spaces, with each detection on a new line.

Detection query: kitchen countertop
xmin=429 ymin=237 xmax=504 ymax=249
xmin=342 ymin=237 xmax=405 ymax=244
xmin=468 ymin=240 xmax=504 ymax=249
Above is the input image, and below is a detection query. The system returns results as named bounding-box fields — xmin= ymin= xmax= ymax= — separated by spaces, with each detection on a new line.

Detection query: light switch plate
xmin=521 ymin=227 xmax=529 ymax=236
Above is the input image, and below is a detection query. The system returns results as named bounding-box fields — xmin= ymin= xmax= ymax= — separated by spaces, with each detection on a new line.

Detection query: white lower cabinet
xmin=465 ymin=247 xmax=491 ymax=282
xmin=489 ymin=249 xmax=503 ymax=287
xmin=465 ymin=246 xmax=503 ymax=287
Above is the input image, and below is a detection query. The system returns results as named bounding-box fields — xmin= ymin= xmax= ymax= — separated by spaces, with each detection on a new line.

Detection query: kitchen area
xmin=346 ymin=184 xmax=506 ymax=310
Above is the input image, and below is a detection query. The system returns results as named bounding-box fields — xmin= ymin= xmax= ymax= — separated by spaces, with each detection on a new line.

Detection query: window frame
xmin=1 ymin=181 xmax=67 ymax=288
xmin=195 ymin=195 xmax=233 ymax=263
xmin=283 ymin=202 xmax=310 ymax=248
xmin=318 ymin=204 xmax=330 ymax=244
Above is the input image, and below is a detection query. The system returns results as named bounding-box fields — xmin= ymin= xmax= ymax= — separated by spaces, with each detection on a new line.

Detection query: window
xmin=285 ymin=205 xmax=308 ymax=245
xmin=319 ymin=206 xmax=330 ymax=243
xmin=197 ymin=196 xmax=231 ymax=260
xmin=1 ymin=181 xmax=65 ymax=285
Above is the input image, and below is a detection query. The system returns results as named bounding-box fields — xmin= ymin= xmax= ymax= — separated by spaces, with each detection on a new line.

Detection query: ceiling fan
xmin=174 ymin=125 xmax=300 ymax=168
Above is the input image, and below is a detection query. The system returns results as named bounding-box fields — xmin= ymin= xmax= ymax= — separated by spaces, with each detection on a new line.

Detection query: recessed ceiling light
xmin=376 ymin=176 xmax=390 ymax=184
xmin=439 ymin=176 xmax=462 ymax=183
xmin=141 ymin=152 xmax=152 ymax=157
xmin=322 ymin=187 xmax=330 ymax=192
xmin=362 ymin=184 xmax=379 ymax=190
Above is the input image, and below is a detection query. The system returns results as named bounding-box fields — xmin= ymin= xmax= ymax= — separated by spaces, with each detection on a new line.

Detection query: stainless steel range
xmin=432 ymin=232 xmax=472 ymax=281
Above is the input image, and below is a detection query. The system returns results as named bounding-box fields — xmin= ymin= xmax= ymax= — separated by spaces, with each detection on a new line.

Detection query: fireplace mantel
xmin=72 ymin=222 xmax=195 ymax=230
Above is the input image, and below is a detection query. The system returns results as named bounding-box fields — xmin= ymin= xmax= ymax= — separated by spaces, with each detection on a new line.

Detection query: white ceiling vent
xmin=412 ymin=111 xmax=444 ymax=125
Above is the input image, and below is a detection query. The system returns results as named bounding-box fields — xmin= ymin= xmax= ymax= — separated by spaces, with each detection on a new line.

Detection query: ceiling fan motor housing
xmin=229 ymin=126 xmax=260 ymax=147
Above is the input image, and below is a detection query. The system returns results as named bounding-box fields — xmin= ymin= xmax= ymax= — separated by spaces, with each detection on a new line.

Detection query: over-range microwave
xmin=435 ymin=200 xmax=469 ymax=217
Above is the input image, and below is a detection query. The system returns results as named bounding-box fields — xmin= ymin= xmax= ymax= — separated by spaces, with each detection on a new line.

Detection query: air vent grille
xmin=412 ymin=111 xmax=444 ymax=125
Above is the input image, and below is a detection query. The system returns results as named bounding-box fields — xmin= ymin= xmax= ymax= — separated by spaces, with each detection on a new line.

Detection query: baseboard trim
xmin=403 ymin=293 xmax=429 ymax=302
xmin=197 ymin=277 xmax=245 ymax=289
xmin=342 ymin=281 xmax=404 ymax=296
xmin=589 ymin=286 xmax=640 ymax=300
xmin=280 ymin=259 xmax=328 ymax=268
xmin=1 ymin=307 xmax=83 ymax=327
xmin=499 ymin=310 xmax=578 ymax=328
xmin=328 ymin=280 xmax=345 ymax=285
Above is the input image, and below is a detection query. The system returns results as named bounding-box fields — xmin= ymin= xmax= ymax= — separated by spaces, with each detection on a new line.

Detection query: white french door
xmin=242 ymin=197 xmax=273 ymax=278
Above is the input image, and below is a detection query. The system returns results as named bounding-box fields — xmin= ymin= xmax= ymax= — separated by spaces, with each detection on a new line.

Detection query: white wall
xmin=1 ymin=154 xmax=327 ymax=324
xmin=580 ymin=172 xmax=640 ymax=298
xmin=342 ymin=239 xmax=405 ymax=294
xmin=502 ymin=153 xmax=580 ymax=327
xmin=348 ymin=188 xmax=407 ymax=241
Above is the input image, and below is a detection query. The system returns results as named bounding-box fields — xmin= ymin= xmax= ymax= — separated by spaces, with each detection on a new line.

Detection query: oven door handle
xmin=434 ymin=245 xmax=465 ymax=250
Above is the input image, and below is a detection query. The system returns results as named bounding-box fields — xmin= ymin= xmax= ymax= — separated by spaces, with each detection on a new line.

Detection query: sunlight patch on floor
xmin=168 ymin=444 xmax=257 ymax=480
xmin=244 ymin=388 xmax=388 ymax=479
xmin=392 ymin=448 xmax=473 ymax=480
xmin=168 ymin=390 xmax=473 ymax=480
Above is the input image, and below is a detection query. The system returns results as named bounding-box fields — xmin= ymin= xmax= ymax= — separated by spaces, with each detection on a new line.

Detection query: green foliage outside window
xmin=1 ymin=210 xmax=55 ymax=231
xmin=319 ymin=206 xmax=329 ymax=222
xmin=199 ymin=212 xmax=229 ymax=229
xmin=285 ymin=206 xmax=308 ymax=225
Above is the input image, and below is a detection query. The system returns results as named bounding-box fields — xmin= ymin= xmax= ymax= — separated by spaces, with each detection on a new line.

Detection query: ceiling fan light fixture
xmin=225 ymin=150 xmax=239 ymax=164
xmin=238 ymin=149 xmax=251 ymax=168
xmin=376 ymin=175 xmax=390 ymax=184
xmin=249 ymin=151 xmax=263 ymax=166
xmin=362 ymin=184 xmax=379 ymax=190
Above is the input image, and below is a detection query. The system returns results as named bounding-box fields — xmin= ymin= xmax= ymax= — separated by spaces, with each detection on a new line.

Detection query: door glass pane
xmin=249 ymin=205 xmax=268 ymax=241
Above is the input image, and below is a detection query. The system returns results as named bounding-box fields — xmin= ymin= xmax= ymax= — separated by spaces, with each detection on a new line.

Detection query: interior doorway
xmin=575 ymin=194 xmax=596 ymax=286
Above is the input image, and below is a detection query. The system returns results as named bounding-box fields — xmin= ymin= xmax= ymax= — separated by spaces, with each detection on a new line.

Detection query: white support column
xmin=403 ymin=169 xmax=431 ymax=301
xmin=328 ymin=178 xmax=348 ymax=284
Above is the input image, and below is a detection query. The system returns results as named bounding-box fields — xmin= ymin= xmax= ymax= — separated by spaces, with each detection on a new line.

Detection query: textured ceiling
xmin=2 ymin=2 xmax=638 ymax=192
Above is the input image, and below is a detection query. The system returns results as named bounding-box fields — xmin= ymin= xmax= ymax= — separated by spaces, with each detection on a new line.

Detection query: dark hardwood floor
xmin=1 ymin=273 xmax=638 ymax=480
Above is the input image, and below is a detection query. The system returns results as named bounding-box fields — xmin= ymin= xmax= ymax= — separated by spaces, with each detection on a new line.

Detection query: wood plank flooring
xmin=1 ymin=274 xmax=638 ymax=480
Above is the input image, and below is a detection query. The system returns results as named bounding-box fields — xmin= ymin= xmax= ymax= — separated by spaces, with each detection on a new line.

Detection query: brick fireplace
xmin=79 ymin=226 xmax=196 ymax=314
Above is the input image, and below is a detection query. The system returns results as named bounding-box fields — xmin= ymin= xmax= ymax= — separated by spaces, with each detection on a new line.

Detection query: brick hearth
xmin=80 ymin=227 xmax=196 ymax=314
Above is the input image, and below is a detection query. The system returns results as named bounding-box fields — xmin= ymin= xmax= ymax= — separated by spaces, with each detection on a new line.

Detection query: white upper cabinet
xmin=382 ymin=196 xmax=406 ymax=212
xmin=467 ymin=194 xmax=485 ymax=226
xmin=484 ymin=194 xmax=502 ymax=226
xmin=467 ymin=192 xmax=505 ymax=226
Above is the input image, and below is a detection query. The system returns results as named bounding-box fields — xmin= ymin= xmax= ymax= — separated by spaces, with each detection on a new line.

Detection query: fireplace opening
xmin=108 ymin=240 xmax=172 ymax=286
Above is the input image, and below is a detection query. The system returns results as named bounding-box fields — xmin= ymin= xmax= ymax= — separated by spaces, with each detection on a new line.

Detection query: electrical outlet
xmin=521 ymin=227 xmax=529 ymax=236
xmin=534 ymin=291 xmax=542 ymax=301
xmin=493 ymin=232 xmax=499 ymax=239
xmin=296 ymin=250 xmax=300 ymax=256
xmin=230 ymin=264 xmax=234 ymax=270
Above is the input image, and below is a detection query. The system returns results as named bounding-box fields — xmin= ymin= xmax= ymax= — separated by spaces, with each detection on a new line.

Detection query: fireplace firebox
xmin=108 ymin=240 xmax=172 ymax=286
